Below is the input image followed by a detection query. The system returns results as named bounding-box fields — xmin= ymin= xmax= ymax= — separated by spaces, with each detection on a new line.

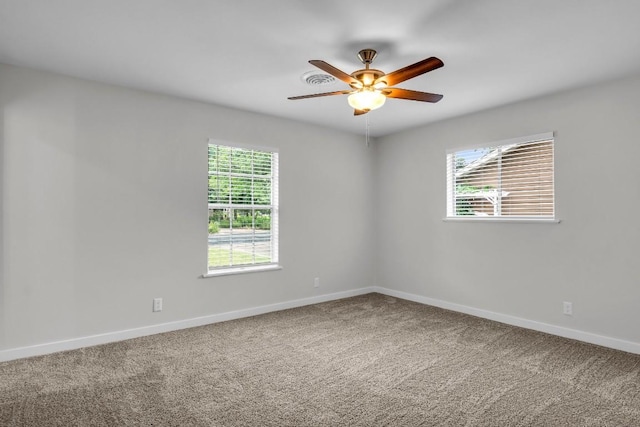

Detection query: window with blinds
xmin=446 ymin=133 xmax=554 ymax=219
xmin=207 ymin=142 xmax=279 ymax=272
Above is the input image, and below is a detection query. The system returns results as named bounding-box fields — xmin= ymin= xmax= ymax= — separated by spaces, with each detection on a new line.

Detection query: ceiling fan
xmin=288 ymin=49 xmax=444 ymax=116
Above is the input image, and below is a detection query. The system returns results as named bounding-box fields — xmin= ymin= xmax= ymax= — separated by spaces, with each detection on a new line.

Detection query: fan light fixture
xmin=288 ymin=49 xmax=444 ymax=116
xmin=347 ymin=89 xmax=386 ymax=111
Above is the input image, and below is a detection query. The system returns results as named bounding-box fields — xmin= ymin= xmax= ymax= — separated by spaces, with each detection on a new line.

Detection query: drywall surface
xmin=374 ymin=73 xmax=640 ymax=345
xmin=0 ymin=63 xmax=375 ymax=351
xmin=3 ymin=60 xmax=639 ymax=356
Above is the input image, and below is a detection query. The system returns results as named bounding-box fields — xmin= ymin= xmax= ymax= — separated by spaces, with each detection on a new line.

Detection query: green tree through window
xmin=208 ymin=143 xmax=279 ymax=270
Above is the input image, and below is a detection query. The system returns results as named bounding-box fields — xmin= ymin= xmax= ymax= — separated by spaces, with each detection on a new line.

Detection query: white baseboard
xmin=373 ymin=286 xmax=640 ymax=355
xmin=0 ymin=287 xmax=375 ymax=363
xmin=3 ymin=285 xmax=638 ymax=362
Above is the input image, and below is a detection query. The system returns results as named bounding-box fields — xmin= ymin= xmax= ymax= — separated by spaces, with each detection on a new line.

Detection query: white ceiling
xmin=1 ymin=0 xmax=640 ymax=137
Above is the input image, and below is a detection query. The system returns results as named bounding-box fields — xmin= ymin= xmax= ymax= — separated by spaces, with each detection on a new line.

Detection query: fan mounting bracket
xmin=357 ymin=49 xmax=378 ymax=66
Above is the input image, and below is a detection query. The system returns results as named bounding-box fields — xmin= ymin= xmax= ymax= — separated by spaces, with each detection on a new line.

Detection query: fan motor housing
xmin=350 ymin=68 xmax=385 ymax=87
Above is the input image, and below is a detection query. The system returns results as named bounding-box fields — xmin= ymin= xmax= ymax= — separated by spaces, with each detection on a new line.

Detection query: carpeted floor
xmin=1 ymin=293 xmax=639 ymax=426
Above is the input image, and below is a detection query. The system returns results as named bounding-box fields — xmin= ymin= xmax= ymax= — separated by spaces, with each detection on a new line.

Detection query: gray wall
xmin=0 ymin=63 xmax=375 ymax=351
xmin=374 ymin=73 xmax=640 ymax=345
xmin=2 ymin=62 xmax=640 ymax=355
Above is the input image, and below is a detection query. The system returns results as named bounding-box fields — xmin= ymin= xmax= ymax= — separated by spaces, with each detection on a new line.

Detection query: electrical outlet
xmin=563 ymin=301 xmax=572 ymax=316
xmin=314 ymin=277 xmax=320 ymax=288
xmin=153 ymin=297 xmax=163 ymax=312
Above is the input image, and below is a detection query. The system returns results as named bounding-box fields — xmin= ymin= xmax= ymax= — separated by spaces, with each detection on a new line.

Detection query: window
xmin=446 ymin=132 xmax=554 ymax=220
xmin=207 ymin=142 xmax=279 ymax=274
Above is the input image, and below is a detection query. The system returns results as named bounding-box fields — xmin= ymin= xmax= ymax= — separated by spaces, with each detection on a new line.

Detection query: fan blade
xmin=309 ymin=60 xmax=360 ymax=87
xmin=384 ymin=88 xmax=443 ymax=103
xmin=354 ymin=109 xmax=369 ymax=116
xmin=288 ymin=90 xmax=352 ymax=100
xmin=375 ymin=57 xmax=443 ymax=87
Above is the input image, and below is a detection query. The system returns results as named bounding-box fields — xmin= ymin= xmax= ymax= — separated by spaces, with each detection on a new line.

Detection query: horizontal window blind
xmin=208 ymin=143 xmax=279 ymax=270
xmin=446 ymin=134 xmax=554 ymax=219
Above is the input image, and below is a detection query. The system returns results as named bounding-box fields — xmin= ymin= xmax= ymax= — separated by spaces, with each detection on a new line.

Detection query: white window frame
xmin=445 ymin=132 xmax=559 ymax=223
xmin=203 ymin=140 xmax=281 ymax=277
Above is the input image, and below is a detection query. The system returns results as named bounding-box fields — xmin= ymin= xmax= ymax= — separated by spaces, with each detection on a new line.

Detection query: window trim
xmin=445 ymin=132 xmax=557 ymax=223
xmin=204 ymin=139 xmax=281 ymax=277
xmin=443 ymin=217 xmax=560 ymax=224
xmin=202 ymin=264 xmax=282 ymax=278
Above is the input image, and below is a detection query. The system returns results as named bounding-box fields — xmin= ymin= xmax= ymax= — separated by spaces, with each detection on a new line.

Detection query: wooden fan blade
xmin=375 ymin=57 xmax=443 ymax=87
xmin=288 ymin=90 xmax=352 ymax=100
xmin=309 ymin=60 xmax=360 ymax=86
xmin=384 ymin=88 xmax=443 ymax=103
xmin=354 ymin=109 xmax=369 ymax=116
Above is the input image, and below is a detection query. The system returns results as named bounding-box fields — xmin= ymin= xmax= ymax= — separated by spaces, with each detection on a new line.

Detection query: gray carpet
xmin=1 ymin=293 xmax=639 ymax=426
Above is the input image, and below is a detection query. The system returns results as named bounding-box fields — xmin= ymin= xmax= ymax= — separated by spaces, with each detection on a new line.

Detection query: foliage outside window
xmin=208 ymin=142 xmax=278 ymax=272
xmin=446 ymin=133 xmax=554 ymax=219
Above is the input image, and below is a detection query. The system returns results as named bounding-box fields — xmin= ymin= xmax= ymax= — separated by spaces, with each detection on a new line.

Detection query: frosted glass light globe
xmin=347 ymin=89 xmax=386 ymax=111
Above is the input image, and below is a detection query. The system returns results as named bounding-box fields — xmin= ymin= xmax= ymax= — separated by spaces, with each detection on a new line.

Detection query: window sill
xmin=202 ymin=264 xmax=282 ymax=278
xmin=443 ymin=217 xmax=560 ymax=224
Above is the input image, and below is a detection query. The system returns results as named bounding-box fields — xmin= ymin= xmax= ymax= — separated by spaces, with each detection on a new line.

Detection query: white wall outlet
xmin=313 ymin=277 xmax=320 ymax=288
xmin=562 ymin=301 xmax=573 ymax=316
xmin=153 ymin=297 xmax=163 ymax=312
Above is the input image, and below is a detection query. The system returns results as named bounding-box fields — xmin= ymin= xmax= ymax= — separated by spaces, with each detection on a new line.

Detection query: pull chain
xmin=365 ymin=115 xmax=370 ymax=147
